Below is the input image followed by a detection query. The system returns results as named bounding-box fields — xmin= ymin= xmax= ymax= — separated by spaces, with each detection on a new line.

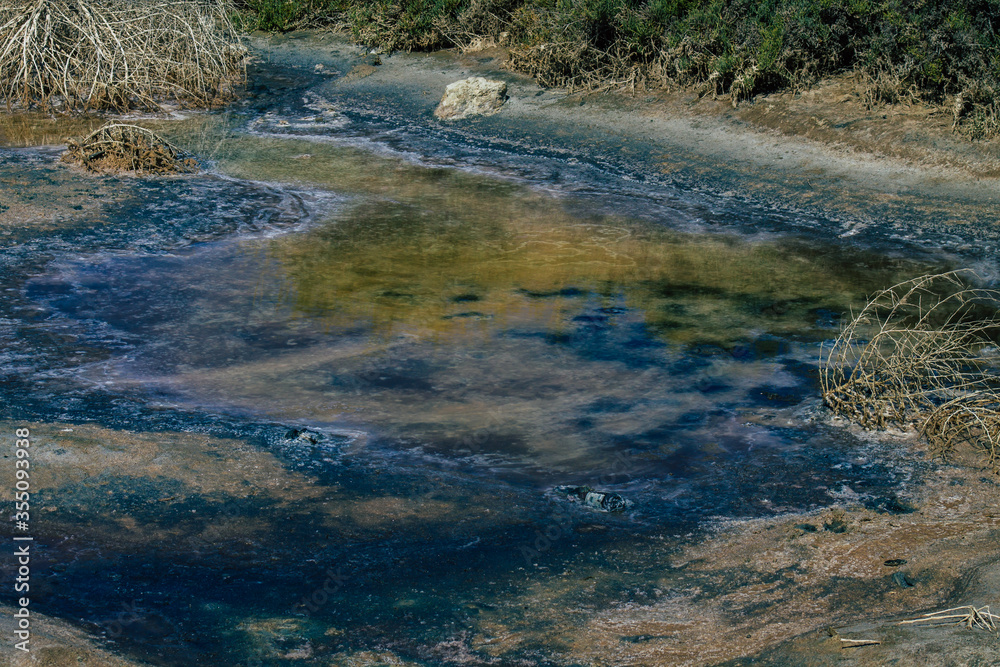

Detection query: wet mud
xmin=1 ymin=30 xmax=999 ymax=667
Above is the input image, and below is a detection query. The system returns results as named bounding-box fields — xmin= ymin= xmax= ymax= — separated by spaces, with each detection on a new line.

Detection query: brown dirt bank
xmin=664 ymin=429 xmax=1000 ymax=666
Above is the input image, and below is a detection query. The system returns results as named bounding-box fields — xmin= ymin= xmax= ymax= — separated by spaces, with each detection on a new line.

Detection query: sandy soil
xmin=612 ymin=431 xmax=1000 ymax=666
xmin=0 ymin=607 xmax=152 ymax=667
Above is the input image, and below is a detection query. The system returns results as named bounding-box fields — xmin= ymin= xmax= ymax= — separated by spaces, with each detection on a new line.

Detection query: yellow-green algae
xmin=149 ymin=113 xmax=927 ymax=346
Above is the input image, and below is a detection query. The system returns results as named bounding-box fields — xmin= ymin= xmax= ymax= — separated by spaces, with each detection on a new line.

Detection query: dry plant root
xmin=62 ymin=123 xmax=197 ymax=175
xmin=820 ymin=270 xmax=1000 ymax=471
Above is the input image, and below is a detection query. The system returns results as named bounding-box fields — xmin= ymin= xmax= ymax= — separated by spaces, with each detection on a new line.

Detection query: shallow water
xmin=0 ymin=49 xmax=968 ymax=666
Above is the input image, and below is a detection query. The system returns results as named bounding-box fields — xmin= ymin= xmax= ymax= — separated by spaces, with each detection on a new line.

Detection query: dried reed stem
xmin=898 ymin=604 xmax=1000 ymax=631
xmin=821 ymin=270 xmax=1000 ymax=470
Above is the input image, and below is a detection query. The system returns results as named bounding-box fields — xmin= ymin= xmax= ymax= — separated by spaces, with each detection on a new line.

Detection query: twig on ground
xmin=840 ymin=638 xmax=882 ymax=648
xmin=898 ymin=605 xmax=1000 ymax=631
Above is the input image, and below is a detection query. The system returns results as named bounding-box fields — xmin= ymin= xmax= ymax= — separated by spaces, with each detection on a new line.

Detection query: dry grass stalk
xmin=61 ymin=123 xmax=197 ymax=174
xmin=820 ymin=270 xmax=1000 ymax=470
xmin=0 ymin=0 xmax=247 ymax=113
xmin=898 ymin=605 xmax=1000 ymax=631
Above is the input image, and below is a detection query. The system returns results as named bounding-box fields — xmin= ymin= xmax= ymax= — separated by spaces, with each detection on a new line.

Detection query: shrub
xmin=821 ymin=271 xmax=1000 ymax=471
xmin=62 ymin=123 xmax=199 ymax=174
xmin=0 ymin=0 xmax=247 ymax=113
xmin=235 ymin=0 xmax=347 ymax=31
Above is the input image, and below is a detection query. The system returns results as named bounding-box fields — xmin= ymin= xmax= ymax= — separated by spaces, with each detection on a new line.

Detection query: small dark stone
xmin=864 ymin=494 xmax=918 ymax=514
xmin=884 ymin=558 xmax=908 ymax=567
xmin=689 ymin=343 xmax=728 ymax=357
xmin=598 ymin=493 xmax=628 ymax=512
xmin=285 ymin=429 xmax=319 ymax=444
xmin=824 ymin=517 xmax=849 ymax=533
xmin=796 ymin=523 xmax=818 ymax=532
xmin=555 ymin=485 xmax=630 ymax=512
xmin=884 ymin=495 xmax=918 ymax=514
xmin=891 ymin=571 xmax=916 ymax=588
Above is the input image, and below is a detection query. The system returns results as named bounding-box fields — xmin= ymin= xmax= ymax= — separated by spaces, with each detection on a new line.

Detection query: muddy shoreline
xmin=2 ymin=30 xmax=1000 ymax=667
xmin=245 ymin=32 xmax=1000 ymax=253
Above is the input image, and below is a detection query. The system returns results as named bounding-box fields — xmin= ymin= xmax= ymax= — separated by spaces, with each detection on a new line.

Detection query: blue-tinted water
xmin=0 ymin=46 xmax=973 ymax=666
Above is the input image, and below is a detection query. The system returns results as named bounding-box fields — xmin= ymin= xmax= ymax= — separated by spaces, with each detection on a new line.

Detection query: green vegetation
xmin=236 ymin=0 xmax=347 ymax=31
xmin=238 ymin=0 xmax=1000 ymax=137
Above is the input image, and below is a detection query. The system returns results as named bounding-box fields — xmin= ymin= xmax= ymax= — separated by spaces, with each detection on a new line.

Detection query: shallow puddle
xmin=0 ymin=58 xmax=957 ymax=666
xmin=25 ymin=139 xmax=926 ymax=488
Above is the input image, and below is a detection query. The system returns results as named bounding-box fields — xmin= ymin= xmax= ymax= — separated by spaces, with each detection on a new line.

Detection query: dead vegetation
xmin=0 ymin=0 xmax=247 ymax=113
xmin=821 ymin=271 xmax=1000 ymax=471
xmin=899 ymin=605 xmax=1000 ymax=631
xmin=62 ymin=123 xmax=198 ymax=174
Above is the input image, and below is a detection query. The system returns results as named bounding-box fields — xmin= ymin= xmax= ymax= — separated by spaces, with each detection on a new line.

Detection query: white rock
xmin=434 ymin=77 xmax=508 ymax=120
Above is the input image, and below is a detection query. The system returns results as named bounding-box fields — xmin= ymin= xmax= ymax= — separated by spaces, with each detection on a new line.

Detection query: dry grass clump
xmin=899 ymin=605 xmax=1000 ymax=631
xmin=0 ymin=0 xmax=247 ymax=113
xmin=62 ymin=123 xmax=198 ymax=174
xmin=821 ymin=271 xmax=1000 ymax=470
